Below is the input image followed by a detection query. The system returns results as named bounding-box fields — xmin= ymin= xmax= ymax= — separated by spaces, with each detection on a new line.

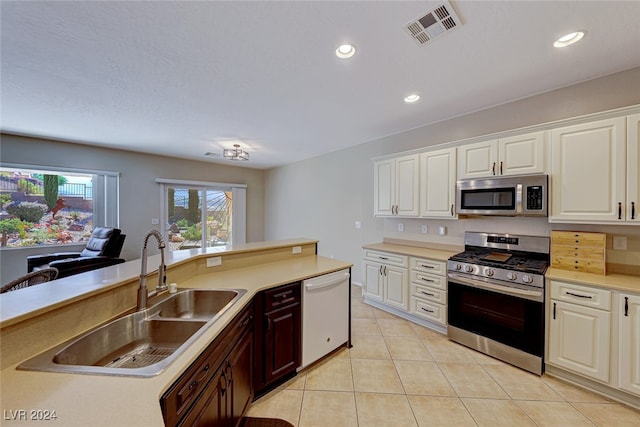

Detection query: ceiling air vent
xmin=404 ymin=1 xmax=462 ymax=46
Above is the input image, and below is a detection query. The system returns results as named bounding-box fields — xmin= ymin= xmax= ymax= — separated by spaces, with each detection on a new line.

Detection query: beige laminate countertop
xmin=362 ymin=242 xmax=461 ymax=261
xmin=546 ymin=267 xmax=640 ymax=293
xmin=0 ymin=255 xmax=351 ymax=427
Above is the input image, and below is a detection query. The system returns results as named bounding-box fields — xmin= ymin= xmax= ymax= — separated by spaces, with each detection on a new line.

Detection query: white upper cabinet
xmin=627 ymin=113 xmax=640 ymax=222
xmin=457 ymin=131 xmax=545 ymax=179
xmin=550 ymin=117 xmax=627 ymax=223
xmin=419 ymin=147 xmax=457 ymax=218
xmin=457 ymin=139 xmax=498 ymax=179
xmin=374 ymin=154 xmax=419 ymax=217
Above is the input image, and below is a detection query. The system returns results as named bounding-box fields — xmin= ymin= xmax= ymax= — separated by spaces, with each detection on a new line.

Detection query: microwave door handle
xmin=516 ymin=184 xmax=523 ymax=214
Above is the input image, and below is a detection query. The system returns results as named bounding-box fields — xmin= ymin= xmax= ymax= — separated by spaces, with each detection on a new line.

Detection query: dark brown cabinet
xmin=253 ymin=282 xmax=301 ymax=397
xmin=162 ymin=302 xmax=254 ymax=427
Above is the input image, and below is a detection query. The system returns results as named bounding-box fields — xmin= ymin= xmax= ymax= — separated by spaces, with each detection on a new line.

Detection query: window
xmin=158 ymin=179 xmax=246 ymax=251
xmin=0 ymin=164 xmax=119 ymax=248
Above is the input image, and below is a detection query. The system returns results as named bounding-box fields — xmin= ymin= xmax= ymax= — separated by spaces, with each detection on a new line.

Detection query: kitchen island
xmin=0 ymin=238 xmax=351 ymax=426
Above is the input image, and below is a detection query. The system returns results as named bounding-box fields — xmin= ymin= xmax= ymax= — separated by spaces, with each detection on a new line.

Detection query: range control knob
xmin=484 ymin=268 xmax=494 ymax=277
xmin=506 ymin=272 xmax=518 ymax=281
xmin=455 ymin=264 xmax=462 ymax=271
xmin=464 ymin=265 xmax=474 ymax=273
xmin=522 ymin=274 xmax=534 ymax=284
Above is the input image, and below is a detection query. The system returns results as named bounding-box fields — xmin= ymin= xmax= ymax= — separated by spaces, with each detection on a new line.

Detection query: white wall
xmin=265 ymin=67 xmax=640 ymax=284
xmin=0 ymin=135 xmax=266 ymax=283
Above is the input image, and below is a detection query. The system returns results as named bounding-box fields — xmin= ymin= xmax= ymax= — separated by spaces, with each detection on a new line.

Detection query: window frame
xmin=156 ymin=178 xmax=247 ymax=249
xmin=0 ymin=162 xmax=120 ymax=250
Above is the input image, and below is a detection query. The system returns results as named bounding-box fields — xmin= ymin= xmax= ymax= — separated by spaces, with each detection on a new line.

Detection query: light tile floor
xmin=246 ymin=286 xmax=640 ymax=426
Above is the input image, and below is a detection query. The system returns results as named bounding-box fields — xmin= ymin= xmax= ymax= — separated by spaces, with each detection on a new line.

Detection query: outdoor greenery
xmin=182 ymin=224 xmax=202 ymax=241
xmin=44 ymin=174 xmax=59 ymax=209
xmin=5 ymin=201 xmax=48 ymax=222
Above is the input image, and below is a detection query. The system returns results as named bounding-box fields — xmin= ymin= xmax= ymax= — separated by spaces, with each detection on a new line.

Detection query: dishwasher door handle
xmin=305 ymin=273 xmax=350 ymax=291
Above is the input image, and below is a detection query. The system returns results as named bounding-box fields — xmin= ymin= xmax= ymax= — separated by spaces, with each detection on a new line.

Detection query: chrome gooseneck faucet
xmin=137 ymin=229 xmax=167 ymax=311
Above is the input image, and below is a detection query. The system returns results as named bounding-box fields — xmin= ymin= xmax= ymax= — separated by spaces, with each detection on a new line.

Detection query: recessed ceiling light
xmin=404 ymin=94 xmax=420 ymax=103
xmin=335 ymin=44 xmax=356 ymax=59
xmin=553 ymin=31 xmax=585 ymax=48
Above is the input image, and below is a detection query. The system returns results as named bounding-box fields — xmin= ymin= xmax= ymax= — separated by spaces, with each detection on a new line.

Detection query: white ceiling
xmin=2 ymin=1 xmax=640 ymax=169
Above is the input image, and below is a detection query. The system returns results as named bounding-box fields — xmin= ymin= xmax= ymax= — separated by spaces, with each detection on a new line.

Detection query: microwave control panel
xmin=526 ymin=186 xmax=544 ymax=210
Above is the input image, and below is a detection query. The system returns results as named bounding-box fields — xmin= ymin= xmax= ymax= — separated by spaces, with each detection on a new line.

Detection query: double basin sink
xmin=19 ymin=288 xmax=247 ymax=377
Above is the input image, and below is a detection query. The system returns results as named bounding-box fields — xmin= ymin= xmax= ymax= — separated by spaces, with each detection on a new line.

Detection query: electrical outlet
xmin=421 ymin=225 xmax=428 ymax=234
xmin=398 ymin=223 xmax=404 ymax=232
xmin=206 ymin=257 xmax=222 ymax=267
xmin=355 ymin=221 xmax=361 ymax=229
xmin=613 ymin=236 xmax=628 ymax=250
xmin=438 ymin=225 xmax=447 ymax=236
xmin=292 ymin=246 xmax=302 ymax=254
xmin=151 ymin=218 xmax=159 ymax=225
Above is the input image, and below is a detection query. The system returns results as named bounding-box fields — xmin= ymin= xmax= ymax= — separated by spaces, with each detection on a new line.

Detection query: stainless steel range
xmin=447 ymin=232 xmax=550 ymax=375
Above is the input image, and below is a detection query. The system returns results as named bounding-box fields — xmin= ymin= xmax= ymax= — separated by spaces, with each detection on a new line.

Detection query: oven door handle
xmin=448 ymin=273 xmax=543 ymax=302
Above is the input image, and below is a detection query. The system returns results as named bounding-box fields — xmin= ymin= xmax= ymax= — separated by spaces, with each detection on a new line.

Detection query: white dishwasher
xmin=301 ymin=269 xmax=350 ymax=368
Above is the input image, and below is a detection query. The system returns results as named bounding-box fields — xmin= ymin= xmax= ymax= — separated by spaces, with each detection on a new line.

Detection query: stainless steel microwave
xmin=456 ymin=174 xmax=548 ymax=217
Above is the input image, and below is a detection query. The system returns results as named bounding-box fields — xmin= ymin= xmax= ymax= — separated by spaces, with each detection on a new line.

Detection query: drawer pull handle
xmin=420 ymin=264 xmax=435 ymax=269
xmin=189 ymin=380 xmax=198 ymax=391
xmin=420 ymin=307 xmax=434 ymax=313
xmin=421 ymin=277 xmax=435 ymax=282
xmin=420 ymin=291 xmax=435 ymax=296
xmin=379 ymin=256 xmax=389 ymax=260
xmin=625 ymin=297 xmax=629 ymax=317
xmin=566 ymin=291 xmax=592 ymax=299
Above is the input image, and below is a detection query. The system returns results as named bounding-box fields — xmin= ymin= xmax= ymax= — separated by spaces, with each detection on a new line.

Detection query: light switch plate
xmin=421 ymin=225 xmax=428 ymax=234
xmin=438 ymin=226 xmax=447 ymax=236
xmin=398 ymin=223 xmax=404 ymax=232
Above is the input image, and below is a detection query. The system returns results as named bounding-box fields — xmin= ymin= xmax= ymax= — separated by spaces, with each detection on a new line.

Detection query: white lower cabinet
xmin=619 ymin=293 xmax=640 ymax=396
xmin=409 ymin=258 xmax=447 ymax=326
xmin=548 ymin=280 xmax=640 ymax=403
xmin=362 ymin=250 xmax=408 ymax=310
xmin=362 ymin=249 xmax=446 ymax=332
xmin=548 ymin=299 xmax=611 ymax=382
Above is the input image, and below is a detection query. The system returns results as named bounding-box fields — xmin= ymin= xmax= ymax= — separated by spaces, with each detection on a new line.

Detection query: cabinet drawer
xmin=410 ymin=257 xmax=446 ymax=276
xmin=552 ymin=246 xmax=605 ymax=259
xmin=411 ymin=283 xmax=446 ymax=305
xmin=264 ymin=282 xmax=301 ymax=312
xmin=410 ymin=271 xmax=446 ymax=290
xmin=411 ymin=297 xmax=446 ymax=325
xmin=551 ymin=256 xmax=606 ymax=275
xmin=364 ymin=250 xmax=408 ymax=267
xmin=550 ymin=281 xmax=611 ymax=310
xmin=551 ymin=231 xmax=606 ymax=247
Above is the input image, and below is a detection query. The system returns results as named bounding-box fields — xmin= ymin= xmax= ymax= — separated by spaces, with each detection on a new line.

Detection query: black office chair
xmin=27 ymin=227 xmax=126 ymax=278
xmin=1 ymin=267 xmax=59 ymax=294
